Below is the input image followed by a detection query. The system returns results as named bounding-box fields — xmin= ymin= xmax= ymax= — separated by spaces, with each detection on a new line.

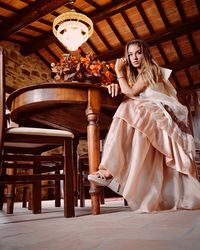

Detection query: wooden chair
xmin=0 ymin=47 xmax=75 ymax=218
xmin=20 ymin=158 xmax=64 ymax=211
xmin=4 ymin=111 xmax=64 ymax=211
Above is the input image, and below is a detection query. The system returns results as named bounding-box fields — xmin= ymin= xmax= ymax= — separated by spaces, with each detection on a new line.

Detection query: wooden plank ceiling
xmin=0 ymin=0 xmax=199 ymax=90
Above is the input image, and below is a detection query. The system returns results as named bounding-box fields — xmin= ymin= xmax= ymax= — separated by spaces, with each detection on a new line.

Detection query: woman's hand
xmin=107 ymin=83 xmax=120 ymax=97
xmin=115 ymin=57 xmax=127 ymax=74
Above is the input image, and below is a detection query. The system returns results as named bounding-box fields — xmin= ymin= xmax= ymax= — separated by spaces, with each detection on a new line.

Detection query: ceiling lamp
xmin=52 ymin=0 xmax=93 ymax=51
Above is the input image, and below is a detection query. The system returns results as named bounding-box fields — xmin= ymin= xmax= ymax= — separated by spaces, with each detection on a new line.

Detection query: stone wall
xmin=1 ymin=41 xmax=55 ymax=202
xmin=0 ymin=41 xmax=52 ymax=89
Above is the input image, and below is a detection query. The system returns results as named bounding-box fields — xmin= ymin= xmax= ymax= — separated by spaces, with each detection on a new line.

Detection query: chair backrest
xmin=0 ymin=47 xmax=6 ymax=161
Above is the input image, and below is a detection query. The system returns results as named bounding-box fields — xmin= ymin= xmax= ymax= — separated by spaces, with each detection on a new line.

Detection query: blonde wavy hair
xmin=124 ymin=39 xmax=162 ymax=87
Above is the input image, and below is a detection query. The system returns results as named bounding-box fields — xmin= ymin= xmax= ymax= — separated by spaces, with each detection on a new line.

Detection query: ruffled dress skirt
xmin=100 ymin=96 xmax=200 ymax=212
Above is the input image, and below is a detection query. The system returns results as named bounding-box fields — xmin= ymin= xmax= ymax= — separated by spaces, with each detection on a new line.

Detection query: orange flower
xmin=51 ymin=53 xmax=117 ymax=85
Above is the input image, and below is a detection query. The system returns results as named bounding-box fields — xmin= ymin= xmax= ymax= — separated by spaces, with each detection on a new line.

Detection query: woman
xmin=88 ymin=39 xmax=200 ymax=212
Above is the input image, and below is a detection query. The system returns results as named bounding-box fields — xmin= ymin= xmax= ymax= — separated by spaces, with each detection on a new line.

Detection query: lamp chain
xmin=68 ymin=0 xmax=76 ymax=11
xmin=68 ymin=0 xmax=76 ymax=6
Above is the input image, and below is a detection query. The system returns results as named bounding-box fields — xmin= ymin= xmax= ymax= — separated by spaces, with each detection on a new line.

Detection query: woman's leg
xmin=88 ymin=118 xmax=134 ymax=185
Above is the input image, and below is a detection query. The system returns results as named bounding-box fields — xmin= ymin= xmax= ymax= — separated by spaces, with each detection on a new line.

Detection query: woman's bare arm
xmin=117 ymin=76 xmax=146 ymax=98
xmin=115 ymin=58 xmax=146 ymax=98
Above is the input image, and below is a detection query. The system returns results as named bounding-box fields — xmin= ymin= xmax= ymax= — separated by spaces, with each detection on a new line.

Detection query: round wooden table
xmin=7 ymin=82 xmax=122 ymax=215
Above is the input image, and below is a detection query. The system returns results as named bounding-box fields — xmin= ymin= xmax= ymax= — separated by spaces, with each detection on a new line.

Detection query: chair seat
xmin=4 ymin=142 xmax=47 ymax=148
xmin=6 ymin=127 xmax=74 ymax=138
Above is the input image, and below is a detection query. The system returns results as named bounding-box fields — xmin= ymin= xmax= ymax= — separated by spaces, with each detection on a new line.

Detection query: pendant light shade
xmin=53 ymin=8 xmax=93 ymax=51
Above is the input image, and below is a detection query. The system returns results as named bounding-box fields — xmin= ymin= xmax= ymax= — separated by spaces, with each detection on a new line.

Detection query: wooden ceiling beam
xmin=171 ymin=39 xmax=191 ymax=87
xmin=172 ymin=39 xmax=183 ymax=60
xmin=20 ymin=0 xmax=33 ymax=4
xmin=156 ymin=44 xmax=169 ymax=64
xmin=5 ymin=38 xmax=25 ymax=45
xmin=97 ymin=17 xmax=200 ymax=61
xmin=106 ymin=18 xmax=125 ymax=45
xmin=37 ymin=19 xmax=52 ymax=26
xmin=84 ymin=0 xmax=101 ymax=9
xmin=154 ymin=0 xmax=170 ymax=28
xmin=20 ymin=16 xmax=200 ymax=56
xmin=35 ymin=52 xmax=51 ymax=67
xmin=87 ymin=40 xmax=100 ymax=54
xmin=136 ymin=3 xmax=154 ymax=34
xmin=121 ymin=11 xmax=139 ymax=38
xmin=26 ymin=25 xmax=44 ymax=34
xmin=0 ymin=0 xmax=143 ymax=42
xmin=15 ymin=31 xmax=36 ymax=40
xmin=187 ymin=34 xmax=198 ymax=55
xmin=0 ymin=2 xmax=18 ymax=13
xmin=94 ymin=24 xmax=112 ymax=50
xmin=45 ymin=47 xmax=60 ymax=62
xmin=145 ymin=17 xmax=200 ymax=47
xmin=90 ymin=0 xmax=145 ymax=23
xmin=165 ymin=54 xmax=200 ymax=72
xmin=20 ymin=33 xmax=57 ymax=55
xmin=0 ymin=0 xmax=70 ymax=40
xmin=54 ymin=41 xmax=69 ymax=55
xmin=174 ymin=0 xmax=187 ymax=22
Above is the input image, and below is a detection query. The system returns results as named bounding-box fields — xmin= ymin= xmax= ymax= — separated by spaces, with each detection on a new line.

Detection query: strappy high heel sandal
xmin=88 ymin=170 xmax=113 ymax=186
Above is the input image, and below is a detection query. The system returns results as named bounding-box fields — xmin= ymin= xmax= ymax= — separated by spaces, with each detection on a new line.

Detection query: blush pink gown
xmin=100 ymin=82 xmax=200 ymax=212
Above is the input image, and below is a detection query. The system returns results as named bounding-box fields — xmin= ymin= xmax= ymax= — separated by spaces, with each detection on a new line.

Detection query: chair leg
xmin=6 ymin=168 xmax=15 ymax=214
xmin=0 ymin=184 xmax=4 ymax=210
xmin=73 ymin=164 xmax=78 ymax=207
xmin=63 ymin=139 xmax=75 ymax=218
xmin=32 ymin=166 xmax=41 ymax=214
xmin=73 ymin=138 xmax=79 ymax=207
xmin=27 ymin=184 xmax=33 ymax=210
xmin=6 ymin=185 xmax=15 ymax=214
xmin=0 ymin=168 xmax=6 ymax=210
xmin=79 ymin=166 xmax=85 ymax=207
xmin=100 ymin=187 xmax=105 ymax=204
xmin=55 ymin=170 xmax=61 ymax=207
xmin=31 ymin=183 xmax=41 ymax=213
xmin=22 ymin=186 xmax=29 ymax=208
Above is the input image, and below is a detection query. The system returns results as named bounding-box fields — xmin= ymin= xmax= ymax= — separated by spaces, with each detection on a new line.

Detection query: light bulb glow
xmin=57 ymin=21 xmax=88 ymax=51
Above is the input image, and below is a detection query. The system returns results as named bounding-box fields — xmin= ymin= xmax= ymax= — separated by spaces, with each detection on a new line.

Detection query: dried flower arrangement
xmin=51 ymin=53 xmax=117 ymax=86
